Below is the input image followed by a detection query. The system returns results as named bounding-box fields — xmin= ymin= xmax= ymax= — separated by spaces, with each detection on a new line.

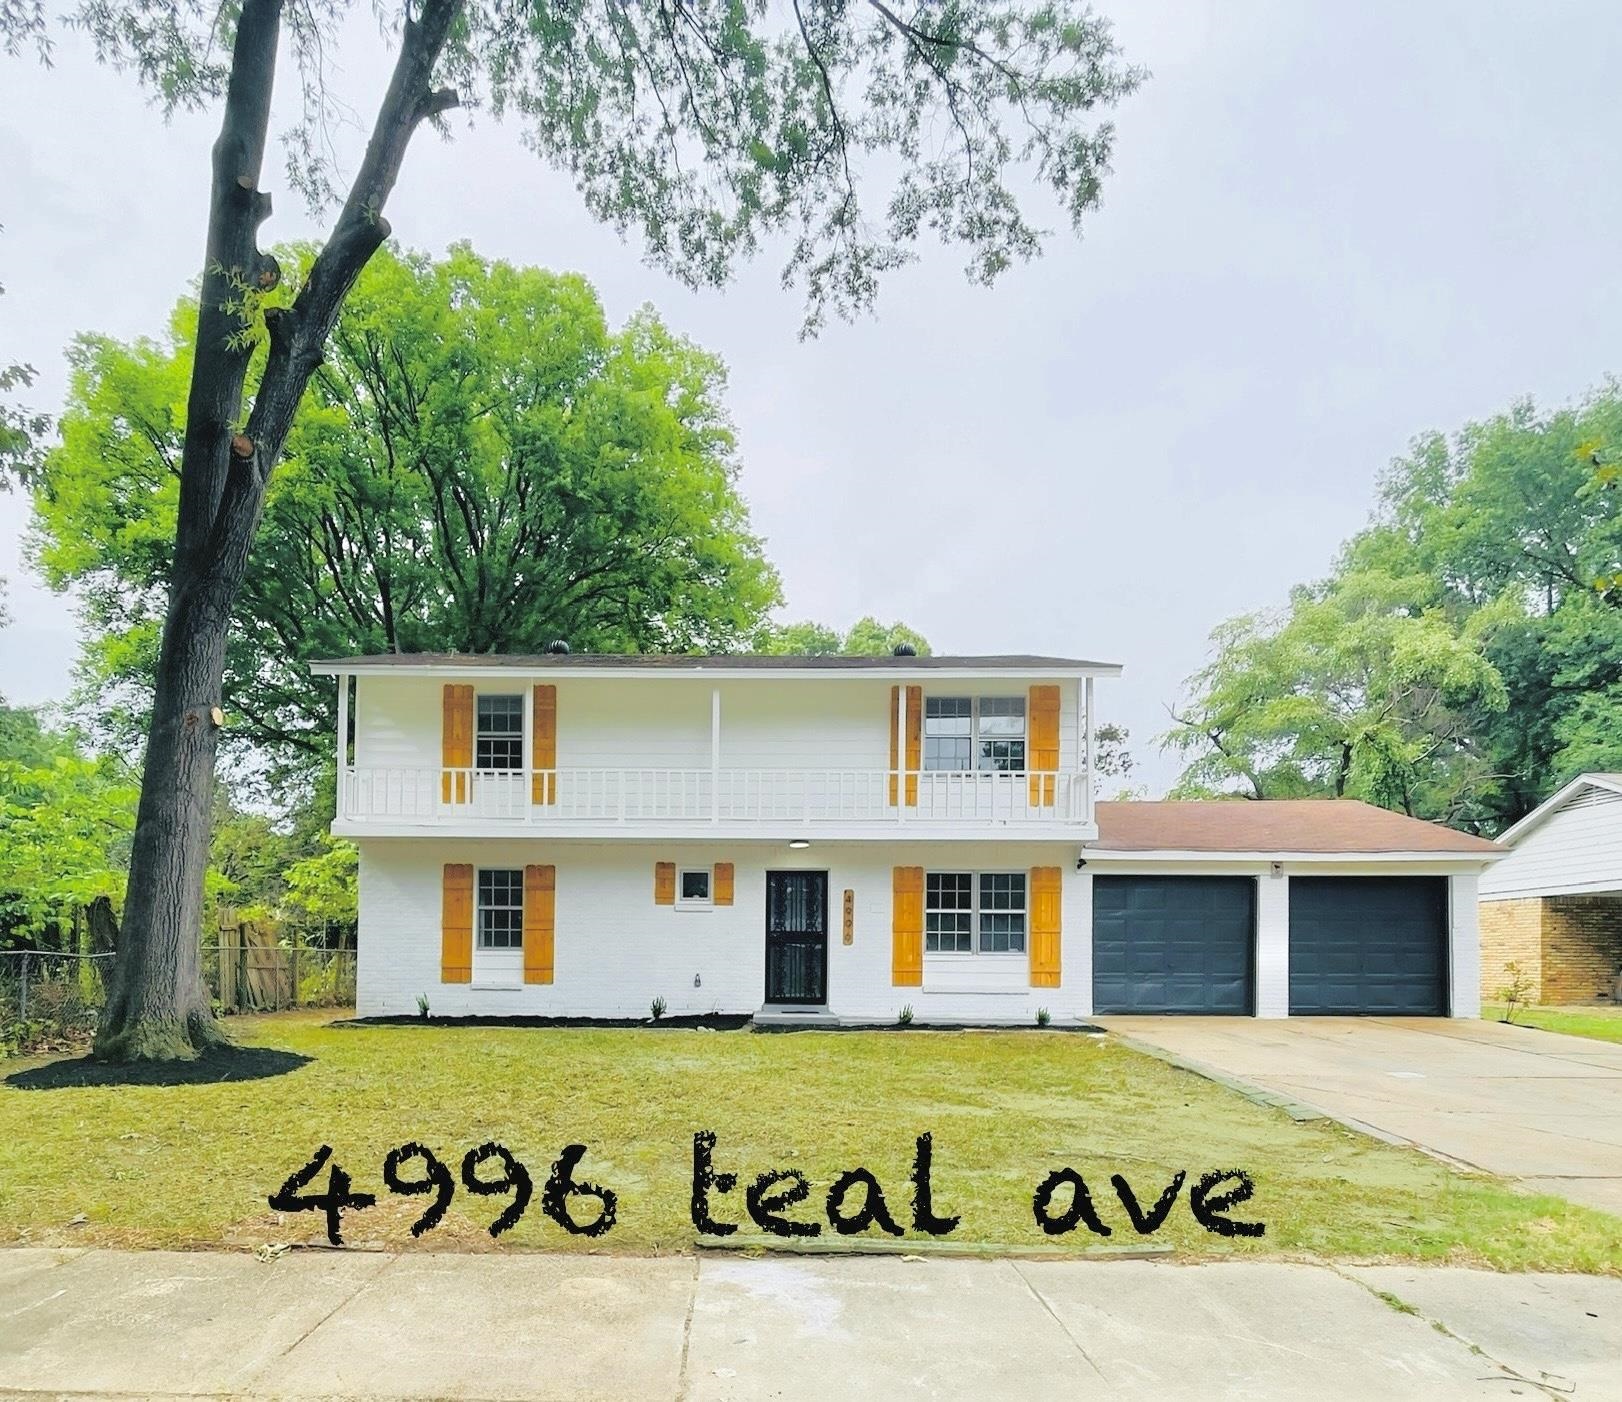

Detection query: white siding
xmin=357 ymin=838 xmax=1087 ymax=1024
xmin=351 ymin=674 xmax=1085 ymax=778
xmin=354 ymin=675 xmax=442 ymax=770
xmin=1480 ymin=786 xmax=1622 ymax=899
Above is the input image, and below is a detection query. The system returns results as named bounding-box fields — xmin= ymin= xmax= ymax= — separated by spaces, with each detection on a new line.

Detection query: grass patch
xmin=1483 ymin=1004 xmax=1622 ymax=1045
xmin=1 ymin=1011 xmax=1618 ymax=1270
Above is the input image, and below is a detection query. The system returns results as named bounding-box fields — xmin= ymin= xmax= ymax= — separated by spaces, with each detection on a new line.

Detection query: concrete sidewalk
xmin=1098 ymin=1016 xmax=1622 ymax=1216
xmin=1 ymin=1248 xmax=1618 ymax=1400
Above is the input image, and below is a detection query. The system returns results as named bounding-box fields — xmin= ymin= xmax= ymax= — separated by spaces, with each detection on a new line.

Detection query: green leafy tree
xmin=282 ymin=837 xmax=359 ymax=932
xmin=34 ymin=245 xmax=781 ymax=769
xmin=8 ymin=0 xmax=1143 ymax=1059
xmin=1 ymin=250 xmax=50 ymax=487
xmin=0 ymin=730 xmax=139 ymax=945
xmin=752 ymin=616 xmax=930 ymax=656
xmin=1168 ymin=570 xmax=1507 ymax=820
xmin=1175 ymin=381 xmax=1622 ymax=831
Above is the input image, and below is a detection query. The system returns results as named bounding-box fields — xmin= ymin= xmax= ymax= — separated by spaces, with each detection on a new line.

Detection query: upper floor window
xmin=477 ymin=868 xmax=524 ymax=949
xmin=925 ymin=871 xmax=1027 ymax=954
xmin=476 ymin=694 xmax=524 ymax=772
xmin=923 ymin=696 xmax=1026 ymax=772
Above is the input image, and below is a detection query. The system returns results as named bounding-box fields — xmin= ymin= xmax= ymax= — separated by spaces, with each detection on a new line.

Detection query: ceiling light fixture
xmin=788 ymin=838 xmax=811 ymax=849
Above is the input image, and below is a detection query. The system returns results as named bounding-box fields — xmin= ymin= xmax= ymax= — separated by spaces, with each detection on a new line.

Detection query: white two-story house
xmin=317 ymin=648 xmax=1500 ymax=1024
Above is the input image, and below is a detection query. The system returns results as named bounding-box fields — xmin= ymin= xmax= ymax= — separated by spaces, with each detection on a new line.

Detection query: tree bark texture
xmin=95 ymin=0 xmax=462 ymax=1060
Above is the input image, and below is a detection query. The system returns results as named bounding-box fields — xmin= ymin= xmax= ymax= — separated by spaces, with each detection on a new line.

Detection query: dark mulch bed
xmin=336 ymin=1013 xmax=1104 ymax=1034
xmin=6 ymin=1045 xmax=313 ymax=1090
xmin=335 ymin=1012 xmax=752 ymax=1031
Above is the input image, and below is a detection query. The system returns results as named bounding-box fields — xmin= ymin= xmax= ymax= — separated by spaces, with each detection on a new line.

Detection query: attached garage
xmin=1288 ymin=876 xmax=1448 ymax=1015
xmin=1085 ymin=800 xmax=1501 ymax=1019
xmin=1093 ymin=876 xmax=1254 ymax=1013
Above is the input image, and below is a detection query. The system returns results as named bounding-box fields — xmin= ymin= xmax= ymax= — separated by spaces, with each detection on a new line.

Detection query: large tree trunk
xmin=94 ymin=0 xmax=462 ymax=1060
xmin=94 ymin=579 xmax=238 ymax=1058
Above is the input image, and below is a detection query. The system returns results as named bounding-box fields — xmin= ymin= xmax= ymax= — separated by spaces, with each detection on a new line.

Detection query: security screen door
xmin=765 ymin=871 xmax=828 ymax=1005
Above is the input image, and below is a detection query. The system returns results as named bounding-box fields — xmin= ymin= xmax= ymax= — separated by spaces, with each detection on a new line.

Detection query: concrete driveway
xmin=1098 ymin=1017 xmax=1622 ymax=1217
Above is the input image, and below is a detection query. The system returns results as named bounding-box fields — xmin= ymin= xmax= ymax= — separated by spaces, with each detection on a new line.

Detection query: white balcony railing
xmin=338 ymin=767 xmax=1093 ymax=827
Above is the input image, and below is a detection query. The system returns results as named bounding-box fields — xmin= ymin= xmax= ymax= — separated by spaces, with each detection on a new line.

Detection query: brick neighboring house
xmin=1480 ymin=774 xmax=1622 ymax=1006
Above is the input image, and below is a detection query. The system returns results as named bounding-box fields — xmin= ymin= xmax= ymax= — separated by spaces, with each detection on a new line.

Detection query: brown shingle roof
xmin=310 ymin=652 xmax=1120 ymax=672
xmin=1092 ymin=799 xmax=1500 ymax=855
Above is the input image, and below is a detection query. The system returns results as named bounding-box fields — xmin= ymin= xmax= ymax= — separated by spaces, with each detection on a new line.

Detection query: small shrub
xmin=898 ymin=1003 xmax=914 ymax=1026
xmin=650 ymin=995 xmax=667 ymax=1021
xmin=1036 ymin=1006 xmax=1051 ymax=1027
xmin=416 ymin=992 xmax=430 ymax=1019
xmin=1497 ymin=963 xmax=1534 ymax=1025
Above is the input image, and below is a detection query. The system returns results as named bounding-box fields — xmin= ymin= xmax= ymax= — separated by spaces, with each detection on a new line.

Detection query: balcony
xmin=335 ymin=766 xmax=1094 ymax=837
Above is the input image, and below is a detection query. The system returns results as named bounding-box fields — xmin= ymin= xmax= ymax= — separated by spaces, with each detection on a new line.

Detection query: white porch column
xmin=711 ymin=686 xmax=721 ymax=822
xmin=335 ymin=671 xmax=349 ymax=816
xmin=1083 ymin=676 xmax=1095 ymax=822
xmin=1254 ymin=865 xmax=1290 ymax=1017
xmin=522 ymin=683 xmax=535 ymax=816
xmin=1450 ymin=870 xmax=1482 ymax=1018
xmin=895 ymin=683 xmax=907 ymax=822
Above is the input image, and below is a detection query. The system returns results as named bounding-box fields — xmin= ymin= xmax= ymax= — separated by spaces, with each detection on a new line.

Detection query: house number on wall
xmin=843 ymin=889 xmax=855 ymax=944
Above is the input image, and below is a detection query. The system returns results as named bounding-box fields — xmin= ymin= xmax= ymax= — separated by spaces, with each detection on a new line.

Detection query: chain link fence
xmin=0 ymin=951 xmax=113 ymax=1056
xmin=1 ymin=933 xmax=356 ymax=1057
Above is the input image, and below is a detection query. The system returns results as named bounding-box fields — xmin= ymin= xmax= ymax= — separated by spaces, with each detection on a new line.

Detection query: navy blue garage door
xmin=1288 ymin=876 xmax=1448 ymax=1015
xmin=1093 ymin=876 xmax=1255 ymax=1014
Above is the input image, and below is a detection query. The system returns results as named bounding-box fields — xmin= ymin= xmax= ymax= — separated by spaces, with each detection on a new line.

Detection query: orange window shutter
xmin=532 ymin=684 xmax=557 ymax=805
xmin=1028 ymin=685 xmax=1060 ymax=807
xmin=892 ymin=866 xmax=924 ymax=986
xmin=904 ymin=685 xmax=922 ymax=806
xmin=654 ymin=861 xmax=676 ymax=905
xmin=523 ymin=864 xmax=555 ymax=985
xmin=442 ymin=684 xmax=473 ymax=804
xmin=1029 ymin=866 xmax=1062 ymax=988
xmin=713 ymin=862 xmax=735 ymax=906
xmin=441 ymin=863 xmax=473 ymax=983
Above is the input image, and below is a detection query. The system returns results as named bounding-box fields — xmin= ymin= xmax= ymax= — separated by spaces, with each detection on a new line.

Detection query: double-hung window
xmin=923 ymin=697 xmax=1026 ymax=772
xmin=476 ymin=694 xmax=524 ymax=772
xmin=924 ymin=872 xmax=1027 ymax=954
xmin=477 ymin=868 xmax=524 ymax=949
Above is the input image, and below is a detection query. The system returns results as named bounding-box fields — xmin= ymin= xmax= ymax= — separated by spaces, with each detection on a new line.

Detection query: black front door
xmin=765 ymin=871 xmax=828 ymax=1005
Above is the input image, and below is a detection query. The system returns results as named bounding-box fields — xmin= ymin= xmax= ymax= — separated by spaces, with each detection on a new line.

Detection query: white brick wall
xmin=358 ymin=838 xmax=1090 ymax=1023
xmin=359 ymin=842 xmax=1487 ymax=1022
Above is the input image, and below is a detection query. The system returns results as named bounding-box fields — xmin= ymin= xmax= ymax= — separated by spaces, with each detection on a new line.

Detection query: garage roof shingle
xmin=1091 ymin=799 xmax=1500 ymax=855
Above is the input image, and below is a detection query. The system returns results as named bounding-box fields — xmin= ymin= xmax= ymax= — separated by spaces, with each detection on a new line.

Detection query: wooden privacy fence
xmin=209 ymin=922 xmax=356 ymax=1014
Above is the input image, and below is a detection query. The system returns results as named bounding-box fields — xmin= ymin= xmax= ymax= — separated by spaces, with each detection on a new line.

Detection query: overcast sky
xmin=3 ymin=1 xmax=1621 ymax=795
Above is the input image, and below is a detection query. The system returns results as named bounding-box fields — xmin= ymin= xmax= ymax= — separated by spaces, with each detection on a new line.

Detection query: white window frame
xmin=475 ymin=867 xmax=525 ymax=950
xmin=923 ymin=696 xmax=1028 ymax=773
xmin=924 ymin=871 xmax=1027 ymax=957
xmin=475 ymin=693 xmax=526 ymax=773
xmin=676 ymin=867 xmax=713 ymax=909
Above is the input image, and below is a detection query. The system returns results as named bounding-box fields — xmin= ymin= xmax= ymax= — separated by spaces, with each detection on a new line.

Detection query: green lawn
xmin=1484 ymin=1004 xmax=1622 ymax=1045
xmin=1 ymin=1011 xmax=1618 ymax=1270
